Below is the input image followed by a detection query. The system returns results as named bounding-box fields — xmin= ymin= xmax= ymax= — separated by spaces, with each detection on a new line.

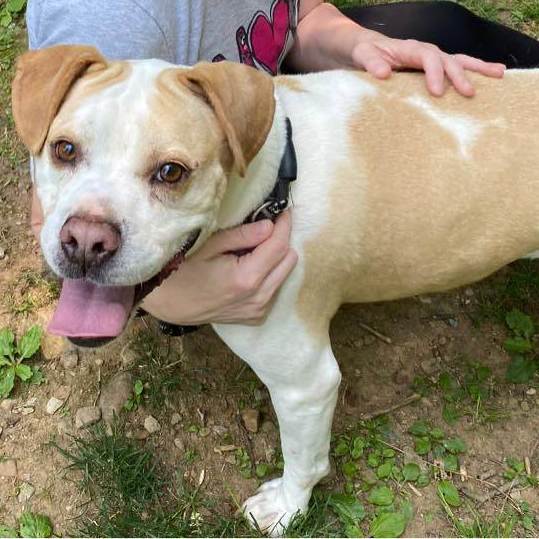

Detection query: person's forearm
xmin=287 ymin=2 xmax=378 ymax=72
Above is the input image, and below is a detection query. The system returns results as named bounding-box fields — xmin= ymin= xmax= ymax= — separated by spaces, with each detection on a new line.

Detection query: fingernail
xmin=253 ymin=219 xmax=272 ymax=234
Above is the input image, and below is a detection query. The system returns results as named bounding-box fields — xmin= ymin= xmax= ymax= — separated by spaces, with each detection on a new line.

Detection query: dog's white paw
xmin=242 ymin=477 xmax=308 ymax=536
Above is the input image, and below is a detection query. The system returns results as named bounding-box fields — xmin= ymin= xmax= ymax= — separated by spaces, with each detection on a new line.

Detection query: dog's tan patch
xmin=70 ymin=61 xmax=131 ymax=102
xmin=297 ymin=71 xmax=539 ymax=339
xmin=274 ymin=76 xmax=307 ymax=93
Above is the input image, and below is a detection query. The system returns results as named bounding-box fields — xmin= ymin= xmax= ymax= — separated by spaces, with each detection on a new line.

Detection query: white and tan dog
xmin=12 ymin=45 xmax=539 ymax=534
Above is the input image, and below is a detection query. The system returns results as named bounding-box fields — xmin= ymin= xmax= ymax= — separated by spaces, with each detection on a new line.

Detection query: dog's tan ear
xmin=178 ymin=61 xmax=275 ymax=176
xmin=11 ymin=45 xmax=107 ymax=154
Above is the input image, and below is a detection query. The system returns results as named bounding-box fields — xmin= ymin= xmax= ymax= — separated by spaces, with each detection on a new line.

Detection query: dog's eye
xmin=54 ymin=140 xmax=77 ymax=162
xmin=156 ymin=162 xmax=187 ymax=184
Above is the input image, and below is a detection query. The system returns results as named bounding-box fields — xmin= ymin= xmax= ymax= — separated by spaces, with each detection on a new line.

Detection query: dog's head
xmin=12 ymin=45 xmax=275 ymax=346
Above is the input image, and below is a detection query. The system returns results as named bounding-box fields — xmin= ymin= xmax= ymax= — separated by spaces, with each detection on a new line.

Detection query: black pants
xmin=341 ymin=1 xmax=539 ymax=68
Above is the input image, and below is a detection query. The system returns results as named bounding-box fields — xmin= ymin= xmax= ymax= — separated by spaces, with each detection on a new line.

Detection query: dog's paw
xmin=242 ymin=477 xmax=307 ymax=536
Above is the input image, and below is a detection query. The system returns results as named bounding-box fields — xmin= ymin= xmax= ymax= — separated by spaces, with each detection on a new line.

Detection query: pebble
xmin=212 ymin=425 xmax=227 ymax=436
xmin=0 ymin=246 xmax=5 ymax=260
xmin=241 ymin=408 xmax=260 ymax=433
xmin=464 ymin=287 xmax=474 ymax=297
xmin=98 ymin=372 xmax=133 ymax=425
xmin=526 ymin=388 xmax=536 ymax=396
xmin=260 ymin=420 xmax=276 ymax=433
xmin=75 ymin=406 xmax=101 ymax=429
xmin=20 ymin=407 xmax=35 ymax=416
xmin=438 ymin=336 xmax=448 ymax=346
xmin=46 ymin=397 xmax=64 ymax=415
xmin=57 ymin=418 xmax=72 ymax=436
xmin=0 ymin=459 xmax=17 ymax=477
xmin=173 ymin=438 xmax=185 ymax=451
xmin=1 ymin=399 xmax=16 ymax=412
xmin=364 ymin=335 xmax=376 ymax=346
xmin=170 ymin=413 xmax=182 ymax=426
xmin=0 ymin=426 xmax=3 ymax=438
xmin=60 ymin=350 xmax=79 ymax=370
xmin=420 ymin=358 xmax=438 ymax=375
xmin=447 ymin=318 xmax=459 ymax=328
xmin=144 ymin=415 xmax=161 ymax=434
xmin=17 ymin=482 xmax=35 ymax=503
xmin=133 ymin=429 xmax=150 ymax=441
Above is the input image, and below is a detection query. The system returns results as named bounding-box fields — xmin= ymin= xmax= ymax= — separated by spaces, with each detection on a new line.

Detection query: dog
xmin=12 ymin=44 xmax=539 ymax=535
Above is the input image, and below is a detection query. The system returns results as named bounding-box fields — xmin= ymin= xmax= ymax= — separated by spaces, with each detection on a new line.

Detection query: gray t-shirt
xmin=27 ymin=0 xmax=299 ymax=74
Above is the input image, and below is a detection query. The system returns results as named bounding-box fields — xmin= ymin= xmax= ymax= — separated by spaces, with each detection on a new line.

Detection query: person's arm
xmin=287 ymin=0 xmax=505 ymax=96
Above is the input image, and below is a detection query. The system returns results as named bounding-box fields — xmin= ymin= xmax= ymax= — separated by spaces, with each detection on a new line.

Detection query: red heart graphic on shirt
xmin=250 ymin=0 xmax=290 ymax=75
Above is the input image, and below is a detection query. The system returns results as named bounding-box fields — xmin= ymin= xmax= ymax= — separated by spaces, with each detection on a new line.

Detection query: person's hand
xmin=350 ymin=33 xmax=505 ymax=97
xmin=141 ymin=211 xmax=298 ymax=325
xmin=288 ymin=1 xmax=505 ymax=97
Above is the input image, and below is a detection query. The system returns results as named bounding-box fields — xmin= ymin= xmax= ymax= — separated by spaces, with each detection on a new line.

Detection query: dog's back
xmin=275 ymin=69 xmax=539 ymax=323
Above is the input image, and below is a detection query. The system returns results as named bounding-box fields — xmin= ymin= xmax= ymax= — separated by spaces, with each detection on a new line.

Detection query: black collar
xmin=245 ymin=117 xmax=297 ymax=223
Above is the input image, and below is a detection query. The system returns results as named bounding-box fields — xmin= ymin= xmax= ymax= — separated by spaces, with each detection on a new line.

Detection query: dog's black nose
xmin=60 ymin=216 xmax=120 ymax=271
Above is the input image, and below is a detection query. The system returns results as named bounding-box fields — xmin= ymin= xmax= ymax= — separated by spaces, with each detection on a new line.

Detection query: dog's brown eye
xmin=54 ymin=140 xmax=77 ymax=162
xmin=156 ymin=162 xmax=186 ymax=184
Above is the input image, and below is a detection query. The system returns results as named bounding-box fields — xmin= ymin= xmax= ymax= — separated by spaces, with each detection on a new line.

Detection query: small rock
xmin=521 ymin=401 xmax=530 ymax=412
xmin=170 ymin=413 xmax=182 ymax=426
xmin=212 ymin=425 xmax=227 ymax=436
xmin=418 ymin=295 xmax=432 ymax=304
xmin=46 ymin=397 xmax=64 ymax=415
xmin=57 ymin=418 xmax=72 ymax=436
xmin=133 ymin=429 xmax=149 ymax=441
xmin=174 ymin=438 xmax=185 ymax=451
xmin=40 ymin=333 xmax=67 ymax=360
xmin=241 ymin=408 xmax=259 ymax=433
xmin=353 ymin=338 xmax=364 ymax=348
xmin=25 ymin=398 xmax=38 ymax=407
xmin=438 ymin=336 xmax=448 ymax=346
xmin=20 ymin=407 xmax=35 ymax=416
xmin=0 ymin=459 xmax=17 ymax=477
xmin=254 ymin=388 xmax=265 ymax=403
xmin=364 ymin=335 xmax=376 ymax=346
xmin=1 ymin=399 xmax=16 ymax=412
xmin=17 ymin=482 xmax=35 ymax=503
xmin=0 ymin=246 xmax=5 ymax=260
xmin=75 ymin=406 xmax=101 ymax=429
xmin=464 ymin=288 xmax=474 ymax=297
xmin=447 ymin=318 xmax=459 ymax=328
xmin=60 ymin=350 xmax=79 ymax=370
xmin=260 ymin=420 xmax=276 ymax=433
xmin=420 ymin=358 xmax=438 ymax=375
xmin=526 ymin=388 xmax=536 ymax=396
xmin=144 ymin=415 xmax=161 ymax=434
xmin=99 ymin=372 xmax=133 ymax=425
xmin=0 ymin=426 xmax=3 ymax=438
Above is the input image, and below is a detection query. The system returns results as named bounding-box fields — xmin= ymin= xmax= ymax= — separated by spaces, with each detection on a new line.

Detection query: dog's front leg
xmin=214 ymin=323 xmax=341 ymax=536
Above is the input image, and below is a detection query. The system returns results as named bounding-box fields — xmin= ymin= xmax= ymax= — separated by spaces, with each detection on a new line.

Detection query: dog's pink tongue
xmin=48 ymin=279 xmax=135 ymax=338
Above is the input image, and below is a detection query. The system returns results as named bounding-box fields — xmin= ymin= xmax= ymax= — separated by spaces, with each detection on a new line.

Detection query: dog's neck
xmin=216 ymin=96 xmax=288 ymax=230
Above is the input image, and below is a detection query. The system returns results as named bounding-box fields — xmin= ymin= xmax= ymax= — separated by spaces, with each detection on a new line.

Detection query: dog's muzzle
xmin=48 ymin=229 xmax=201 ymax=348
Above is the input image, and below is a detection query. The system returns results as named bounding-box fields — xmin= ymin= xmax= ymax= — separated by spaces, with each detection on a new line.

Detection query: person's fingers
xmin=200 ymin=219 xmax=273 ymax=257
xmin=239 ymin=211 xmax=293 ymax=285
xmin=420 ymin=50 xmax=446 ymax=96
xmin=443 ymin=56 xmax=475 ymax=97
xmin=453 ymin=54 xmax=506 ymax=78
xmin=352 ymin=43 xmax=392 ymax=79
xmin=258 ymin=247 xmax=299 ymax=300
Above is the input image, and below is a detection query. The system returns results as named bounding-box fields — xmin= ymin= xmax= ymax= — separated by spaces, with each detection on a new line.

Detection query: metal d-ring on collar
xmin=155 ymin=117 xmax=297 ymax=338
xmin=246 ymin=117 xmax=297 ymax=223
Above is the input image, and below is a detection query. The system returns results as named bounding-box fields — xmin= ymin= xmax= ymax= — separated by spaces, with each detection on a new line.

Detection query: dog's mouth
xmin=48 ymin=230 xmax=201 ymax=348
